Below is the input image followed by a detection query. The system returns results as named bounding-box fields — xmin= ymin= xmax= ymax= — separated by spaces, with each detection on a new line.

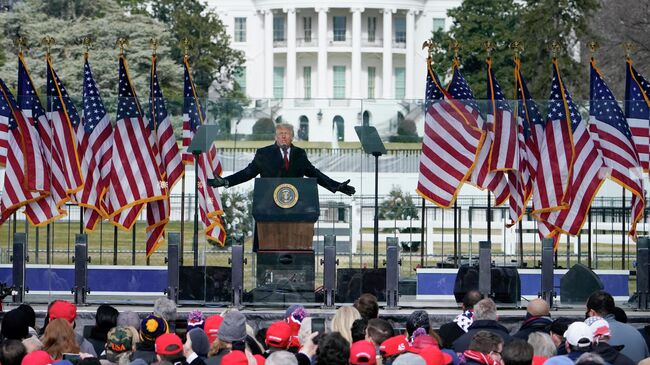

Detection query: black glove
xmin=206 ymin=176 xmax=228 ymax=188
xmin=336 ymin=179 xmax=356 ymax=196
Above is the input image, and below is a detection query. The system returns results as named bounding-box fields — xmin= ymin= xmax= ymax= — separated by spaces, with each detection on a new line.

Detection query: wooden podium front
xmin=257 ymin=222 xmax=314 ymax=251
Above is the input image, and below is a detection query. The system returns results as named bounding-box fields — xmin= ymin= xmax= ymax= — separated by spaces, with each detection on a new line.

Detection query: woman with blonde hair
xmin=41 ymin=318 xmax=80 ymax=360
xmin=331 ymin=306 xmax=361 ymax=344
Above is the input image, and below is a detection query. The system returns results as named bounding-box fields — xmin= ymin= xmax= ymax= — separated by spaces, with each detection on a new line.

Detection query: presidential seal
xmin=273 ymin=183 xmax=299 ymax=209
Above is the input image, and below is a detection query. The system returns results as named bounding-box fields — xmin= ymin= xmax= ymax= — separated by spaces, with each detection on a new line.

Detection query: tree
xmin=250 ymin=118 xmax=275 ymax=141
xmin=220 ymin=189 xmax=254 ymax=246
xmin=379 ymin=186 xmax=419 ymax=220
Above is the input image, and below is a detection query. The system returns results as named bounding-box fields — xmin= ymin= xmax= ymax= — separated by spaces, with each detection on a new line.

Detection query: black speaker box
xmin=251 ymin=251 xmax=316 ymax=303
xmin=179 ymin=266 xmax=231 ymax=302
xmin=453 ymin=265 xmax=521 ymax=304
xmin=336 ymin=268 xmax=386 ymax=302
xmin=560 ymin=263 xmax=604 ymax=305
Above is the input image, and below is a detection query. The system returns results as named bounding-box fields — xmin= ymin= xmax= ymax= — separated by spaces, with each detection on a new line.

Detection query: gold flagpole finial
xmin=548 ymin=40 xmax=561 ymax=60
xmin=450 ymin=40 xmax=461 ymax=62
xmin=116 ymin=37 xmax=129 ymax=56
xmin=81 ymin=37 xmax=94 ymax=57
xmin=483 ymin=40 xmax=495 ymax=60
xmin=509 ymin=41 xmax=524 ymax=61
xmin=14 ymin=36 xmax=26 ymax=55
xmin=623 ymin=41 xmax=635 ymax=60
xmin=182 ymin=38 xmax=191 ymax=60
xmin=422 ymin=39 xmax=435 ymax=60
xmin=587 ymin=41 xmax=599 ymax=60
xmin=41 ymin=36 xmax=56 ymax=56
xmin=149 ymin=38 xmax=159 ymax=56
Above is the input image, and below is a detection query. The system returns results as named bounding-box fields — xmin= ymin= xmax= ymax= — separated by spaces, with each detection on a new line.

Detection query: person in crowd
xmin=349 ymin=340 xmax=376 ymax=365
xmin=0 ymin=339 xmax=27 ymax=365
xmin=453 ymin=298 xmax=512 ymax=352
xmin=354 ymin=294 xmax=379 ymax=321
xmin=366 ymin=318 xmax=394 ymax=358
xmin=406 ymin=310 xmax=431 ymax=340
xmin=220 ymin=349 xmax=248 ymax=365
xmin=409 ymin=331 xmax=454 ymax=365
xmin=315 ymin=332 xmax=350 ymax=365
xmin=267 ymin=350 xmax=298 ymax=365
xmin=41 ymin=318 xmax=82 ymax=361
xmin=513 ymin=299 xmax=552 ymax=340
xmin=586 ymin=290 xmax=649 ymax=362
xmin=87 ymin=304 xmax=119 ymax=356
xmin=154 ymin=298 xmax=178 ymax=332
xmin=585 ymin=316 xmax=634 ymax=365
xmin=285 ymin=305 xmax=307 ymax=350
xmin=100 ymin=326 xmax=134 ymax=365
xmin=206 ymin=311 xmax=248 ymax=365
xmin=438 ymin=290 xmax=482 ymax=349
xmin=117 ymin=311 xmax=140 ymax=330
xmin=563 ymin=322 xmax=593 ymax=362
xmin=527 ymin=332 xmax=556 ymax=365
xmin=264 ymin=321 xmax=293 ymax=356
xmin=463 ymin=331 xmax=504 ymax=365
xmin=393 ymin=352 xmax=426 ymax=365
xmin=187 ymin=310 xmax=206 ymax=332
xmin=186 ymin=328 xmax=211 ymax=361
xmin=132 ymin=314 xmax=168 ymax=363
xmin=380 ymin=335 xmax=411 ymax=365
xmin=155 ymin=333 xmax=186 ymax=364
xmin=549 ymin=318 xmax=573 ymax=356
xmin=48 ymin=300 xmax=97 ymax=357
xmin=16 ymin=304 xmax=38 ymax=336
xmin=502 ymin=339 xmax=533 ymax=365
xmin=611 ymin=307 xmax=627 ymax=323
xmin=574 ymin=352 xmax=607 ymax=365
xmin=204 ymin=315 xmax=224 ymax=345
xmin=352 ymin=319 xmax=369 ymax=343
xmin=20 ymin=350 xmax=53 ymax=365
xmin=331 ymin=306 xmax=361 ymax=344
xmin=1 ymin=308 xmax=30 ymax=342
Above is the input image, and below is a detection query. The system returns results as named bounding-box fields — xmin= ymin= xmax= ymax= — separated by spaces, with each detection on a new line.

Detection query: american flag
xmin=455 ymin=63 xmax=509 ymax=206
xmin=76 ymin=58 xmax=113 ymax=232
xmin=416 ymin=60 xmax=483 ymax=208
xmin=18 ymin=55 xmax=66 ymax=225
xmin=589 ymin=60 xmax=644 ymax=237
xmin=106 ymin=56 xmax=166 ymax=230
xmin=46 ymin=56 xmax=84 ymax=200
xmin=0 ymin=79 xmax=48 ymax=224
xmin=625 ymin=59 xmax=650 ymax=172
xmin=184 ymin=57 xmax=226 ymax=244
xmin=532 ymin=60 xmax=574 ymax=216
xmin=485 ymin=60 xmax=523 ymax=225
xmin=542 ymin=61 xmax=604 ymax=237
xmin=144 ymin=55 xmax=185 ymax=256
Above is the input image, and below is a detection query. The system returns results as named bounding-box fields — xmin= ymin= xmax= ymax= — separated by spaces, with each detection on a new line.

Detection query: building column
xmin=382 ymin=8 xmax=394 ymax=99
xmin=405 ymin=10 xmax=416 ymax=100
xmin=286 ymin=8 xmax=297 ymax=99
xmin=264 ymin=9 xmax=274 ymax=98
xmin=351 ymin=8 xmax=363 ymax=99
xmin=317 ymin=8 xmax=328 ymax=98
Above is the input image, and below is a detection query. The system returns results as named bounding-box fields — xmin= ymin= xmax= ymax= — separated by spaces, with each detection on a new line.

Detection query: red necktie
xmin=283 ymin=149 xmax=289 ymax=171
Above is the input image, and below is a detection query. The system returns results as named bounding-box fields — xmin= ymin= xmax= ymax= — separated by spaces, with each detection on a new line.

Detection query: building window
xmin=273 ymin=15 xmax=285 ymax=42
xmin=367 ymin=67 xmax=376 ymax=99
xmin=367 ymin=17 xmax=377 ymax=42
xmin=395 ymin=67 xmax=405 ymax=99
xmin=333 ymin=115 xmax=344 ymax=141
xmin=273 ymin=66 xmax=285 ymax=99
xmin=394 ymin=16 xmax=406 ymax=43
xmin=234 ymin=17 xmax=247 ymax=42
xmin=333 ymin=66 xmax=346 ymax=99
xmin=303 ymin=66 xmax=312 ymax=99
xmin=304 ymin=17 xmax=312 ymax=42
xmin=234 ymin=66 xmax=246 ymax=95
xmin=299 ymin=115 xmax=309 ymax=141
xmin=432 ymin=18 xmax=445 ymax=32
xmin=333 ymin=16 xmax=346 ymax=41
xmin=363 ymin=110 xmax=370 ymax=127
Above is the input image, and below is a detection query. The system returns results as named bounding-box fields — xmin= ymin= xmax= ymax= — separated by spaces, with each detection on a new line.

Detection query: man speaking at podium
xmin=207 ymin=123 xmax=356 ymax=196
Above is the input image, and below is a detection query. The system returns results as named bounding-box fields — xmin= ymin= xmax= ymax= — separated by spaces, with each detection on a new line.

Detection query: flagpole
xmin=622 ymin=187 xmax=626 ymax=269
xmin=420 ymin=198 xmax=425 ymax=267
xmin=180 ymin=174 xmax=185 ymax=264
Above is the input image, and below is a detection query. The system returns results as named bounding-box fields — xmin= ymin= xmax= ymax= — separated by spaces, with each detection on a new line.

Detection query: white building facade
xmin=208 ymin=0 xmax=461 ymax=142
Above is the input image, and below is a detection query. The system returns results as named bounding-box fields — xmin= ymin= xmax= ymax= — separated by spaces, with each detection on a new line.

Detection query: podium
xmin=253 ymin=178 xmax=320 ymax=251
xmin=250 ymin=178 xmax=319 ymax=302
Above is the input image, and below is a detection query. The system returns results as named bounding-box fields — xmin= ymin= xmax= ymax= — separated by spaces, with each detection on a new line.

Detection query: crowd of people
xmin=0 ymin=290 xmax=648 ymax=365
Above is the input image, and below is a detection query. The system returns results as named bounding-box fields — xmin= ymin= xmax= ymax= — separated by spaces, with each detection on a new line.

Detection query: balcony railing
xmin=362 ymin=37 xmax=383 ymax=47
xmin=329 ymin=37 xmax=351 ymax=46
xmin=296 ymin=37 xmax=317 ymax=47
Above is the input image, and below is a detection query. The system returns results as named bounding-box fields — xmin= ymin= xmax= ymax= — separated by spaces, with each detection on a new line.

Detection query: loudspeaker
xmin=560 ymin=263 xmax=604 ymax=305
xmin=179 ymin=266 xmax=231 ymax=302
xmin=453 ymin=265 xmax=521 ymax=304
xmin=336 ymin=268 xmax=386 ymax=302
xmin=251 ymin=251 xmax=316 ymax=303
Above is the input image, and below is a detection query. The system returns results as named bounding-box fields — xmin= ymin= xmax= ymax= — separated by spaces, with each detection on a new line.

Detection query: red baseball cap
xmin=411 ymin=335 xmax=439 ymax=350
xmin=204 ymin=314 xmax=224 ymax=344
xmin=410 ymin=345 xmax=453 ymax=365
xmin=155 ymin=333 xmax=183 ymax=356
xmin=21 ymin=350 xmax=52 ymax=365
xmin=265 ymin=321 xmax=292 ymax=349
xmin=254 ymin=354 xmax=266 ymax=365
xmin=379 ymin=336 xmax=410 ymax=358
xmin=222 ymin=350 xmax=248 ymax=365
xmin=49 ymin=300 xmax=77 ymax=323
xmin=350 ymin=340 xmax=377 ymax=365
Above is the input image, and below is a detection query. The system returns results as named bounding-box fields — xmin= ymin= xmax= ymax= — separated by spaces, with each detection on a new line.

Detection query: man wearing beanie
xmin=186 ymin=328 xmax=210 ymax=364
xmin=1 ymin=309 xmax=29 ymax=341
xmin=132 ymin=314 xmax=168 ymax=364
xmin=47 ymin=300 xmax=97 ymax=357
xmin=155 ymin=333 xmax=186 ymax=364
xmin=206 ymin=311 xmax=248 ymax=365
